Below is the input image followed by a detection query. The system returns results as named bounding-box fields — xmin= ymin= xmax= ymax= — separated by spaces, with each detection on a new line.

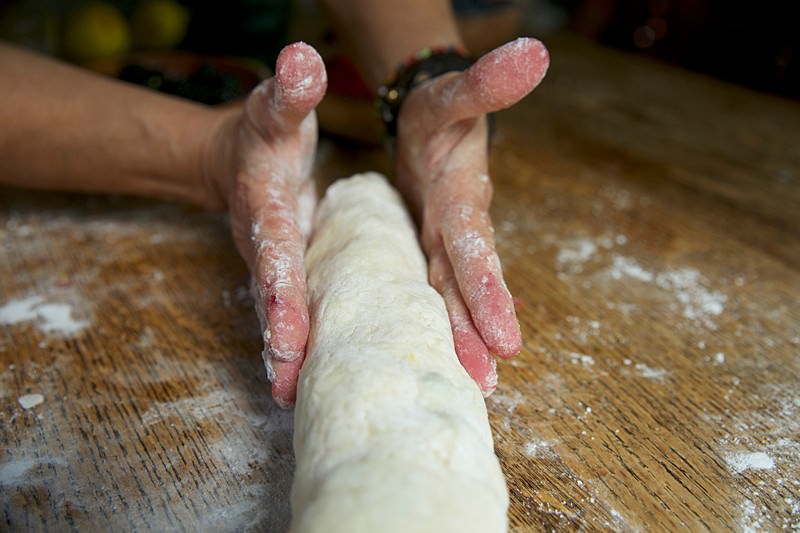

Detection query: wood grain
xmin=2 ymin=34 xmax=799 ymax=531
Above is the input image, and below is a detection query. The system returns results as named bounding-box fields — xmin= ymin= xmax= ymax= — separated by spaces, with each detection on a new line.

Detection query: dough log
xmin=290 ymin=173 xmax=508 ymax=533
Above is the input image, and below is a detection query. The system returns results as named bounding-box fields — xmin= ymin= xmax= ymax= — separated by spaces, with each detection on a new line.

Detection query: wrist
xmin=377 ymin=46 xmax=473 ymax=152
xmin=197 ymin=106 xmax=240 ymax=211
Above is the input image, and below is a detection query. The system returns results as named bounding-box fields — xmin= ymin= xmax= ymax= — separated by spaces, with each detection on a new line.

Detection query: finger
xmin=428 ymin=244 xmax=498 ymax=396
xmin=297 ymin=179 xmax=316 ymax=243
xmin=246 ymin=41 xmax=327 ymax=138
xmin=250 ymin=185 xmax=310 ymax=366
xmin=427 ymin=38 xmax=549 ymax=124
xmin=270 ymin=356 xmax=305 ymax=409
xmin=442 ymin=197 xmax=521 ymax=358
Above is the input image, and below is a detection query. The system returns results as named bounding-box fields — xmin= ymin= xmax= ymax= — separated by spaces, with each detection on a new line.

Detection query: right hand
xmin=392 ymin=38 xmax=549 ymax=396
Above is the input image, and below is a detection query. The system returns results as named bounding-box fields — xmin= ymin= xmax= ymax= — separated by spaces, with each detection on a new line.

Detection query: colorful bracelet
xmin=376 ymin=45 xmax=473 ymax=142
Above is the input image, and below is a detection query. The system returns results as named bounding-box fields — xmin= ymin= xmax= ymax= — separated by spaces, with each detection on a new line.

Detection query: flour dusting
xmin=609 ymin=255 xmax=653 ymax=282
xmin=569 ymin=352 xmax=595 ymax=366
xmin=727 ymin=452 xmax=775 ymax=474
xmin=599 ymin=255 xmax=727 ymax=328
xmin=633 ymin=363 xmax=669 ymax=380
xmin=17 ymin=393 xmax=44 ymax=409
xmin=740 ymin=498 xmax=769 ymax=533
xmin=523 ymin=437 xmax=556 ymax=458
xmin=655 ymin=269 xmax=726 ymax=327
xmin=0 ymin=457 xmax=68 ymax=486
xmin=0 ymin=295 xmax=87 ymax=335
xmin=489 ymin=388 xmax=526 ymax=431
xmin=556 ymin=238 xmax=597 ymax=273
xmin=142 ymin=389 xmax=242 ymax=426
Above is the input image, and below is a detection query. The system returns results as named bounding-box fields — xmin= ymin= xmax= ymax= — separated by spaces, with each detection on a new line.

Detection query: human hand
xmin=393 ymin=38 xmax=549 ymax=396
xmin=204 ymin=42 xmax=327 ymax=408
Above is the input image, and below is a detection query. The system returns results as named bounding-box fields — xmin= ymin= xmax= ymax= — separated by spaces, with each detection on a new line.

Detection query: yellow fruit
xmin=62 ymin=1 xmax=130 ymax=62
xmin=131 ymin=0 xmax=189 ymax=50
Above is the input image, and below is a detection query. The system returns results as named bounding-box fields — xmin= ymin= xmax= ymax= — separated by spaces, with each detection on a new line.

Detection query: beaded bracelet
xmin=376 ymin=45 xmax=473 ymax=144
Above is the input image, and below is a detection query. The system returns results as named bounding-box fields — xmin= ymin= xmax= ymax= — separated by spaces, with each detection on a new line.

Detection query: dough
xmin=290 ymin=173 xmax=508 ymax=533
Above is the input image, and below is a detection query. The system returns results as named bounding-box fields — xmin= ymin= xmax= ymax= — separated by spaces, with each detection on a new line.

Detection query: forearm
xmin=0 ymin=43 xmax=229 ymax=209
xmin=320 ymin=0 xmax=463 ymax=89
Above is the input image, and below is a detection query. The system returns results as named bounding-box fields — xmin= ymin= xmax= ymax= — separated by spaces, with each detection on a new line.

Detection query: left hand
xmin=202 ymin=42 xmax=327 ymax=407
xmin=393 ymin=38 xmax=549 ymax=396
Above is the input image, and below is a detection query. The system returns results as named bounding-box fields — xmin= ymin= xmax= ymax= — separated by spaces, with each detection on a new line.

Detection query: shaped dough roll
xmin=290 ymin=173 xmax=508 ymax=533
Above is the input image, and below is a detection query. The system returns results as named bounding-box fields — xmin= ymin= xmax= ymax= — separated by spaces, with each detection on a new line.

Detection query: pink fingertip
xmin=453 ymin=323 xmax=499 ymax=396
xmin=471 ymin=274 xmax=522 ymax=358
xmin=275 ymin=41 xmax=328 ymax=109
xmin=481 ymin=364 xmax=498 ymax=398
xmin=271 ymin=357 xmax=304 ymax=409
xmin=468 ymin=37 xmax=550 ymax=109
xmin=267 ymin=290 xmax=309 ymax=362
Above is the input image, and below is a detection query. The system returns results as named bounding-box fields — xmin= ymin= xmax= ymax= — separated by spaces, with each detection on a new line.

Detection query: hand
xmin=394 ymin=38 xmax=549 ymax=396
xmin=204 ymin=43 xmax=327 ymax=408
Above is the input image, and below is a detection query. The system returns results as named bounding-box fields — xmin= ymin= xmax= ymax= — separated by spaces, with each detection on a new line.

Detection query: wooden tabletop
xmin=2 ymin=34 xmax=799 ymax=531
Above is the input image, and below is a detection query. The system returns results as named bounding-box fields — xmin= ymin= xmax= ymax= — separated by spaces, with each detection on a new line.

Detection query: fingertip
xmin=469 ymin=274 xmax=522 ymax=358
xmin=480 ymin=315 xmax=522 ymax=359
xmin=275 ymin=41 xmax=328 ymax=109
xmin=490 ymin=324 xmax=522 ymax=359
xmin=512 ymin=37 xmax=550 ymax=84
xmin=429 ymin=246 xmax=502 ymax=395
xmin=271 ymin=356 xmax=305 ymax=409
xmin=266 ymin=285 xmax=309 ymax=362
xmin=481 ymin=359 xmax=498 ymax=398
xmin=453 ymin=322 xmax=499 ymax=395
xmin=467 ymin=37 xmax=550 ymax=110
xmin=495 ymin=37 xmax=550 ymax=86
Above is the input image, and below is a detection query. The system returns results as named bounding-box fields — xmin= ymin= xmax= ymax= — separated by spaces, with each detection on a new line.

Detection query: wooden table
xmin=2 ymin=34 xmax=799 ymax=531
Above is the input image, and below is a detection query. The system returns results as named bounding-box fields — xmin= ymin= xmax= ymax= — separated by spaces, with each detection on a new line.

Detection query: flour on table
xmin=556 ymin=238 xmax=598 ymax=274
xmin=17 ymin=393 xmax=44 ymax=409
xmin=569 ymin=352 xmax=595 ymax=367
xmin=726 ymin=452 xmax=775 ymax=474
xmin=0 ymin=295 xmax=87 ymax=335
xmin=633 ymin=362 xmax=669 ymax=380
xmin=524 ymin=437 xmax=557 ymax=458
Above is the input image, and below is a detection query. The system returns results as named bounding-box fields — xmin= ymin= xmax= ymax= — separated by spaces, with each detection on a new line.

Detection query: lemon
xmin=131 ymin=0 xmax=189 ymax=50
xmin=62 ymin=1 xmax=130 ymax=62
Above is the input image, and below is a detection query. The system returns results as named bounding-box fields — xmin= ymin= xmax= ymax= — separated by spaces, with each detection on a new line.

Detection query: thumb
xmin=246 ymin=42 xmax=328 ymax=137
xmin=431 ymin=38 xmax=549 ymax=124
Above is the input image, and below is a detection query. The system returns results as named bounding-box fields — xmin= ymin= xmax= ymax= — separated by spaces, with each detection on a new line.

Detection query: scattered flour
xmin=0 ymin=295 xmax=87 ymax=335
xmin=569 ymin=352 xmax=595 ymax=367
xmin=609 ymin=255 xmax=653 ymax=282
xmin=727 ymin=452 xmax=775 ymax=474
xmin=553 ymin=231 xmax=728 ymax=330
xmin=488 ymin=388 xmax=526 ymax=431
xmin=17 ymin=393 xmax=44 ymax=409
xmin=557 ymin=238 xmax=597 ymax=273
xmin=603 ymin=256 xmax=726 ymax=328
xmin=490 ymin=388 xmax=525 ymax=414
xmin=655 ymin=269 xmax=726 ymax=327
xmin=523 ymin=437 xmax=556 ymax=458
xmin=141 ymin=390 xmax=238 ymax=426
xmin=0 ymin=457 xmax=68 ymax=486
xmin=141 ymin=389 xmax=295 ymax=477
xmin=633 ymin=363 xmax=669 ymax=380
xmin=740 ymin=498 xmax=769 ymax=533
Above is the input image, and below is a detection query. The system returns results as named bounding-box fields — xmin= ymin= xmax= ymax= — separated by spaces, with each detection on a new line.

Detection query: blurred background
xmin=1 ymin=0 xmax=798 ymax=107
